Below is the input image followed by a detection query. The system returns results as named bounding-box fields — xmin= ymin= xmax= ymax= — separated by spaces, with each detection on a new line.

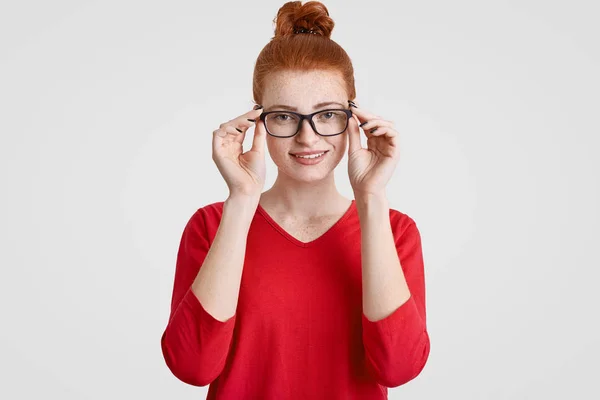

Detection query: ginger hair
xmin=252 ymin=1 xmax=356 ymax=105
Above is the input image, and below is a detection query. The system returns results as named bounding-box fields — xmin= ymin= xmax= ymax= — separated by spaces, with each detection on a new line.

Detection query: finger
xmin=366 ymin=129 xmax=400 ymax=156
xmin=221 ymin=106 xmax=264 ymax=133
xmin=222 ymin=116 xmax=254 ymax=133
xmin=213 ymin=128 xmax=227 ymax=138
xmin=224 ymin=124 xmax=245 ymax=141
xmin=347 ymin=112 xmax=362 ymax=155
xmin=212 ymin=128 xmax=226 ymax=156
xmin=346 ymin=103 xmax=381 ymax=125
xmin=250 ymin=118 xmax=267 ymax=154
xmin=365 ymin=126 xmax=398 ymax=139
xmin=213 ymin=125 xmax=245 ymax=147
xmin=359 ymin=118 xmax=394 ymax=132
xmin=239 ymin=104 xmax=264 ymax=119
xmin=234 ymin=106 xmax=265 ymax=129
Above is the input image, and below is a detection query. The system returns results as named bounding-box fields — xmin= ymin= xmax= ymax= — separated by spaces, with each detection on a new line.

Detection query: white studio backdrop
xmin=1 ymin=0 xmax=598 ymax=398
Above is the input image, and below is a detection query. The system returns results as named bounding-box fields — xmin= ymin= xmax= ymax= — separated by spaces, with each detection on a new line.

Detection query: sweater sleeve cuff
xmin=362 ymin=294 xmax=424 ymax=338
xmin=182 ymin=286 xmax=237 ymax=332
xmin=361 ymin=294 xmax=430 ymax=387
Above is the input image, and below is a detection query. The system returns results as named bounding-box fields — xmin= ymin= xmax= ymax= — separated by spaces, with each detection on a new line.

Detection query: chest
xmin=239 ymin=224 xmax=364 ymax=333
xmin=275 ymin=215 xmax=342 ymax=243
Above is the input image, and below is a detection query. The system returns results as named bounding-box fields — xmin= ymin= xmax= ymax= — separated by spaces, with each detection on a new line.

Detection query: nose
xmin=295 ymin=118 xmax=320 ymax=146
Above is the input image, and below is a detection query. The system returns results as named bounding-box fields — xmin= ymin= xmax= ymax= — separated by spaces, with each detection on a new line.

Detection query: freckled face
xmin=261 ymin=70 xmax=349 ymax=183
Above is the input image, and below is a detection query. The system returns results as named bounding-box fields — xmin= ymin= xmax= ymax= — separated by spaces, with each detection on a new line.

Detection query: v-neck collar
xmin=256 ymin=200 xmax=356 ymax=248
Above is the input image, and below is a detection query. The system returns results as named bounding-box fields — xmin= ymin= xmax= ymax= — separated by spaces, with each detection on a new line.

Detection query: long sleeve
xmin=361 ymin=218 xmax=431 ymax=387
xmin=160 ymin=208 xmax=237 ymax=386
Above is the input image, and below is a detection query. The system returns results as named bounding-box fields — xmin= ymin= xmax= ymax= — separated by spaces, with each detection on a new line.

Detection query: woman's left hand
xmin=347 ymin=102 xmax=400 ymax=196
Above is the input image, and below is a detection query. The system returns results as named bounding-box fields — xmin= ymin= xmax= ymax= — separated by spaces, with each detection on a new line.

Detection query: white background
xmin=1 ymin=0 xmax=599 ymax=398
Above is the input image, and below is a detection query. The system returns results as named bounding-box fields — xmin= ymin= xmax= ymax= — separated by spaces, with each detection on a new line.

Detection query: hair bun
xmin=273 ymin=1 xmax=334 ymax=39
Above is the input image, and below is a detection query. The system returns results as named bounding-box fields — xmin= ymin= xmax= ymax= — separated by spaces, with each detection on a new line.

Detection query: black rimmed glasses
xmin=259 ymin=108 xmax=353 ymax=138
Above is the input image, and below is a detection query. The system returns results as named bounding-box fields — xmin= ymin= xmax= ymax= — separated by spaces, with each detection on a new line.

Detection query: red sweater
xmin=161 ymin=200 xmax=430 ymax=399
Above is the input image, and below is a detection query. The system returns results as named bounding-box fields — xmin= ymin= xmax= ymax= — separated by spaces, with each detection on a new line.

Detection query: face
xmin=261 ymin=69 xmax=349 ymax=183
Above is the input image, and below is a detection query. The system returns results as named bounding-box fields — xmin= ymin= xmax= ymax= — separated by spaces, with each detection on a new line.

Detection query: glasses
xmin=259 ymin=108 xmax=353 ymax=138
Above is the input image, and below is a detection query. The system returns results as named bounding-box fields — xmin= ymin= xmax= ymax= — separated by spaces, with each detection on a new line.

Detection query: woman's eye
xmin=323 ymin=112 xmax=333 ymax=119
xmin=275 ymin=114 xmax=289 ymax=121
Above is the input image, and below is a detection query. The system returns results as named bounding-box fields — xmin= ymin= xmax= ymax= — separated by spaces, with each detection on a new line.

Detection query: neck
xmin=261 ymin=171 xmax=348 ymax=218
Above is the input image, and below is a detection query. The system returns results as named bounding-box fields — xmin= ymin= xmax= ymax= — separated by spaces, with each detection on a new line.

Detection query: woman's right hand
xmin=212 ymin=106 xmax=267 ymax=198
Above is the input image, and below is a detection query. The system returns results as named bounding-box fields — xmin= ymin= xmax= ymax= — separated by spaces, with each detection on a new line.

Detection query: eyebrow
xmin=264 ymin=101 xmax=346 ymax=112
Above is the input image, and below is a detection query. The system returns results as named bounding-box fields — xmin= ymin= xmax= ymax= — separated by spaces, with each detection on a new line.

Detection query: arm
xmin=356 ymin=193 xmax=430 ymax=387
xmin=160 ymin=194 xmax=259 ymax=386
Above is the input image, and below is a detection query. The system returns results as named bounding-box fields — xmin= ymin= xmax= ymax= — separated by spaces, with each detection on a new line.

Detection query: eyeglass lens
xmin=265 ymin=110 xmax=348 ymax=137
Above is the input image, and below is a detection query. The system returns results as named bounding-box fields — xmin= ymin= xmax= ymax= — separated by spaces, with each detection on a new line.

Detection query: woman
xmin=160 ymin=1 xmax=430 ymax=398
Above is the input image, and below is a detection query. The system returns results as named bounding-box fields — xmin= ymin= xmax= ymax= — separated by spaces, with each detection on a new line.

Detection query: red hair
xmin=252 ymin=1 xmax=356 ymax=105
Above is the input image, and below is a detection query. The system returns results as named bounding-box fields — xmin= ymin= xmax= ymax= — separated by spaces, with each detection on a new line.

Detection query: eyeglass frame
xmin=258 ymin=108 xmax=354 ymax=138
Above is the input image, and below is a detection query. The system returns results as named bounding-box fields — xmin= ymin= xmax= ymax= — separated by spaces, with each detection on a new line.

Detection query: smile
xmin=292 ymin=152 xmax=327 ymax=159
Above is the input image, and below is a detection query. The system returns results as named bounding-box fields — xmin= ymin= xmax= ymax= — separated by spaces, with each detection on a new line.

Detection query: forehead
xmin=262 ymin=70 xmax=347 ymax=107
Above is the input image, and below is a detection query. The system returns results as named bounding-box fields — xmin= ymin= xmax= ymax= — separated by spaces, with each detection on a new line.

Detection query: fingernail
xmin=348 ymin=100 xmax=358 ymax=108
xmin=370 ymin=128 xmax=377 ymax=133
xmin=236 ymin=127 xmax=243 ymax=133
xmin=253 ymin=104 xmax=263 ymax=110
xmin=359 ymin=121 xmax=368 ymax=127
xmin=247 ymin=118 xmax=256 ymax=122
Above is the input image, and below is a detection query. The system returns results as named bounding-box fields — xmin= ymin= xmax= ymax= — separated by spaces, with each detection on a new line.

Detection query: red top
xmin=161 ymin=200 xmax=430 ymax=399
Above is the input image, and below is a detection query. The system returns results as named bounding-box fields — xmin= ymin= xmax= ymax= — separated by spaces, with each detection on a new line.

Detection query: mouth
xmin=289 ymin=150 xmax=329 ymax=159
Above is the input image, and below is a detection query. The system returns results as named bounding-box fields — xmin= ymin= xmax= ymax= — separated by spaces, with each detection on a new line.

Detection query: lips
xmin=290 ymin=150 xmax=329 ymax=156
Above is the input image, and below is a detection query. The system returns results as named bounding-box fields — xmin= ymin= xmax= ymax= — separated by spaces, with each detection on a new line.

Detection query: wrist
xmin=225 ymin=193 xmax=260 ymax=214
xmin=354 ymin=191 xmax=389 ymax=216
xmin=353 ymin=190 xmax=387 ymax=205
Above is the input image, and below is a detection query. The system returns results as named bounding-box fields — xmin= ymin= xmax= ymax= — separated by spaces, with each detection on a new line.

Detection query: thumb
xmin=347 ymin=114 xmax=362 ymax=156
xmin=250 ymin=118 xmax=267 ymax=154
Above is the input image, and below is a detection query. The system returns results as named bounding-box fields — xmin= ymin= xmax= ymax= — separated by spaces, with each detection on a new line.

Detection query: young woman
xmin=161 ymin=1 xmax=430 ymax=398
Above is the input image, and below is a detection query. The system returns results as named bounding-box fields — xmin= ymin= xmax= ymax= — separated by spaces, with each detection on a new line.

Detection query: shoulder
xmin=388 ymin=207 xmax=421 ymax=244
xmin=389 ymin=207 xmax=417 ymax=230
xmin=183 ymin=201 xmax=226 ymax=238
xmin=196 ymin=201 xmax=225 ymax=222
xmin=190 ymin=201 xmax=225 ymax=232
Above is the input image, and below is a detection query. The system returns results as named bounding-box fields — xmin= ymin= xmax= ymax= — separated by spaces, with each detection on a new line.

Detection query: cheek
xmin=266 ymin=139 xmax=289 ymax=162
xmin=330 ymin=136 xmax=348 ymax=156
xmin=321 ymin=137 xmax=347 ymax=167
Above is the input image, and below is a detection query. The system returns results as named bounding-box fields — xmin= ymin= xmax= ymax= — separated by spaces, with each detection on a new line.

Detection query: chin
xmin=287 ymin=169 xmax=331 ymax=183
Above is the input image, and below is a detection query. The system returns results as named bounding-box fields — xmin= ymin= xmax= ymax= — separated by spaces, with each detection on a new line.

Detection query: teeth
xmin=294 ymin=152 xmax=325 ymax=159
